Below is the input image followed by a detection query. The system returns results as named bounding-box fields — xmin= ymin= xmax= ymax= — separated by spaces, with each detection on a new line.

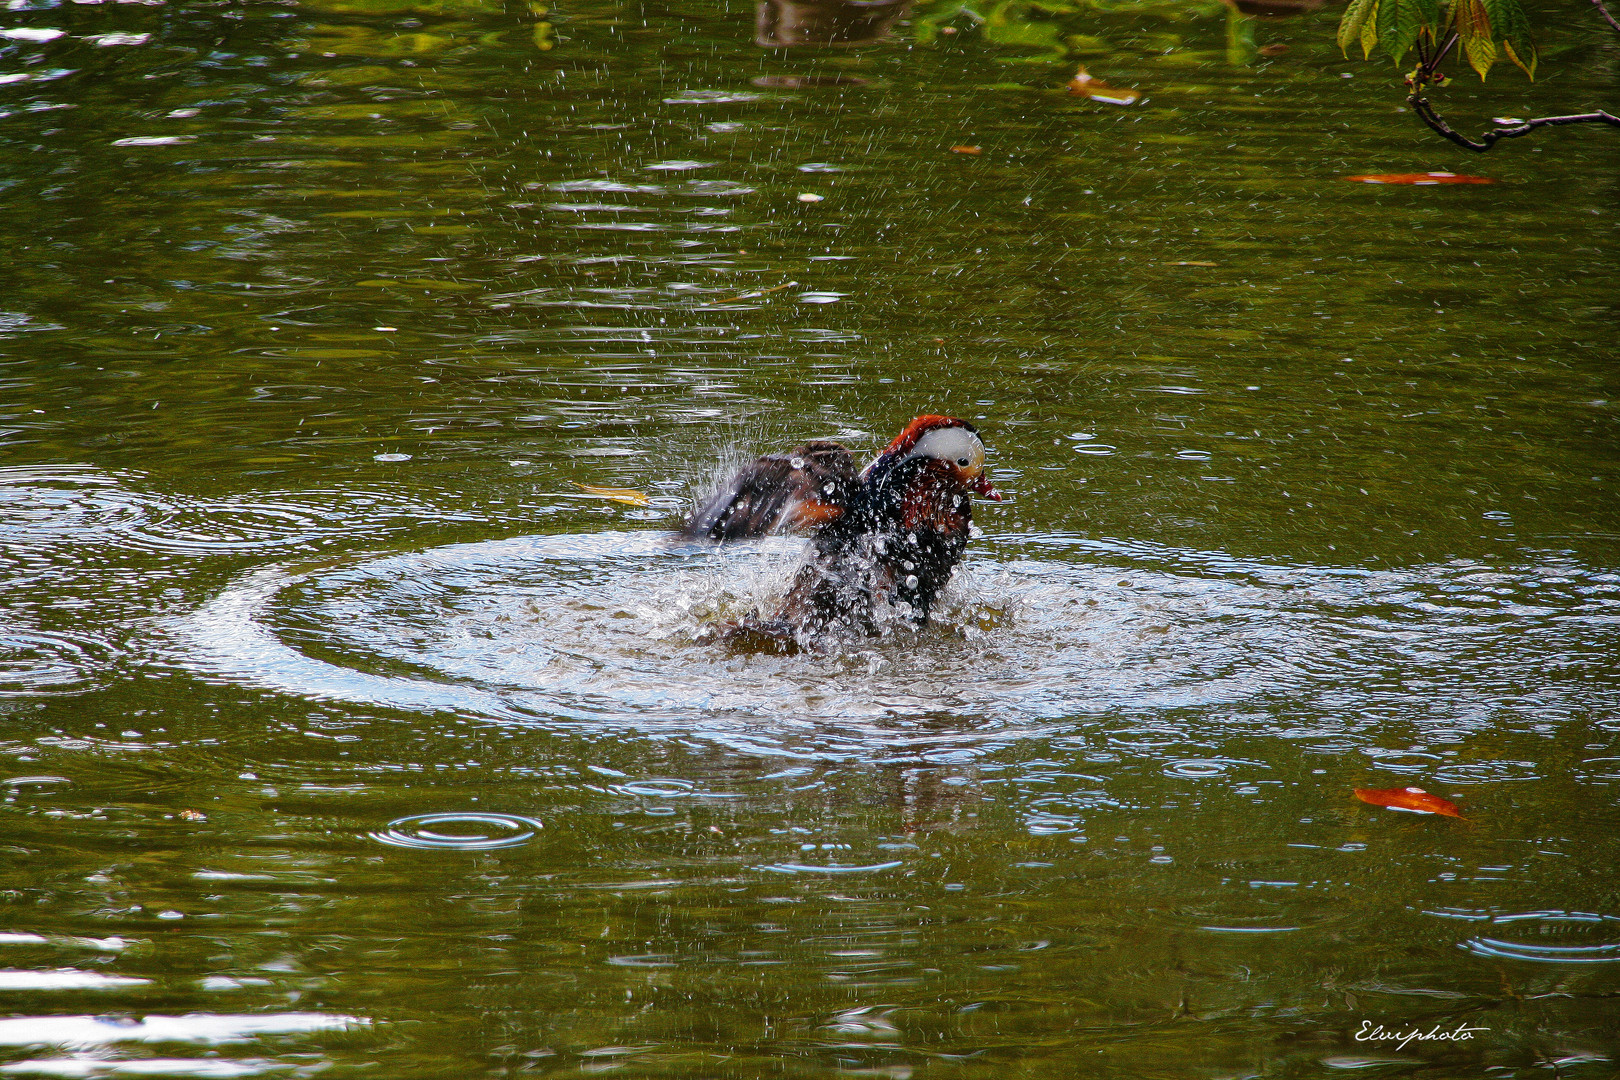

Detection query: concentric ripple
xmin=0 ymin=629 xmax=118 ymax=696
xmin=1456 ymin=911 xmax=1620 ymax=964
xmin=368 ymin=813 xmax=545 ymax=850
xmin=167 ymin=531 xmax=1620 ymax=758
xmin=0 ymin=466 xmax=457 ymax=558
xmin=1146 ymin=891 xmax=1354 ymax=934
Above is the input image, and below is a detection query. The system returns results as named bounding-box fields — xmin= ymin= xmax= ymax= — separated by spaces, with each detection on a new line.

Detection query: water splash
xmin=158 ymin=527 xmax=1620 ymax=764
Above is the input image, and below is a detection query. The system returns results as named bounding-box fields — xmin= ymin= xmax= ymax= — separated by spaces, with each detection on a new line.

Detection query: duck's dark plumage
xmin=678 ymin=440 xmax=857 ymax=543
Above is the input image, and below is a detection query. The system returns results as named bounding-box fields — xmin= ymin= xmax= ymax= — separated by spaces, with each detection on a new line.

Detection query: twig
xmin=1408 ymin=94 xmax=1620 ymax=151
xmin=1426 ymin=30 xmax=1459 ymax=77
xmin=1592 ymin=0 xmax=1620 ymax=34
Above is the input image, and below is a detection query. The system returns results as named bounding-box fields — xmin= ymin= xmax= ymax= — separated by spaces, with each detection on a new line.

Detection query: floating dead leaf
xmin=1067 ymin=66 xmax=1140 ymax=105
xmin=951 ymin=145 xmax=982 ymax=155
xmin=1259 ymin=43 xmax=1290 ymax=56
xmin=572 ymin=483 xmax=650 ymax=507
xmin=704 ymin=280 xmax=797 ymax=306
xmin=1345 ymin=172 xmax=1496 ymax=185
xmin=1168 ymin=260 xmax=1218 ymax=266
xmin=1354 ymin=786 xmax=1465 ymax=819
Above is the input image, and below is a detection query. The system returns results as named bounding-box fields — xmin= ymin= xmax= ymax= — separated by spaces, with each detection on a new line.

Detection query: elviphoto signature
xmin=1355 ymin=1020 xmax=1489 ymax=1051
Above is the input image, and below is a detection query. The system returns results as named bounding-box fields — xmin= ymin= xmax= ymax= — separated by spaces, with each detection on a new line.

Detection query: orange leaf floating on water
xmin=1067 ymin=66 xmax=1141 ymax=106
xmin=951 ymin=145 xmax=982 ymax=155
xmin=1345 ymin=172 xmax=1496 ymax=185
xmin=572 ymin=482 xmax=650 ymax=507
xmin=1354 ymin=786 xmax=1465 ymax=819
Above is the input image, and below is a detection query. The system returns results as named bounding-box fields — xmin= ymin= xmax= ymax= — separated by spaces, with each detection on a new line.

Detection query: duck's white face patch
xmin=907 ymin=426 xmax=985 ymax=473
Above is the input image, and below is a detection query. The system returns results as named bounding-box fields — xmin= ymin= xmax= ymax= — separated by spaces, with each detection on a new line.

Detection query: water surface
xmin=1 ymin=0 xmax=1618 ymax=1075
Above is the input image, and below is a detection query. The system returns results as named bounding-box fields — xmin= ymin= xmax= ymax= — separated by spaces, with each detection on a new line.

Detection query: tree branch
xmin=1398 ymin=9 xmax=1620 ymax=153
xmin=1408 ymin=93 xmax=1620 ymax=151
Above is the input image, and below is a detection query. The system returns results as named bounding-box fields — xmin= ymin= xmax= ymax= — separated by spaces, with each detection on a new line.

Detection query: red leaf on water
xmin=1354 ymin=786 xmax=1466 ymax=819
xmin=1344 ymin=172 xmax=1496 ymax=185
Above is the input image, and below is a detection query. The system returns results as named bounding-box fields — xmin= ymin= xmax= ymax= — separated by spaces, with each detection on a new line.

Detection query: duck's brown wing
xmin=679 ymin=440 xmax=858 ymax=542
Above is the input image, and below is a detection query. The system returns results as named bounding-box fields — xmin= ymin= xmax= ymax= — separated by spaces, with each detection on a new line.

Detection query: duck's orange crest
xmin=884 ymin=415 xmax=971 ymax=456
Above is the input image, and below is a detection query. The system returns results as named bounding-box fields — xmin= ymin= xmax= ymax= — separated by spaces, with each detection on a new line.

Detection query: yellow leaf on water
xmin=1067 ymin=66 xmax=1141 ymax=105
xmin=573 ymin=482 xmax=650 ymax=507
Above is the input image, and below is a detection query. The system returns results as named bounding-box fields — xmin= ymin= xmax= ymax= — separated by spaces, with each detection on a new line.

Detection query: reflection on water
xmin=0 ymin=1013 xmax=368 ymax=1046
xmin=755 ymin=0 xmax=912 ymax=48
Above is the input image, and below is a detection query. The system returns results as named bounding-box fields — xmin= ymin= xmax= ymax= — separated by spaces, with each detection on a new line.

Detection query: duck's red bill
xmin=973 ymin=475 xmax=1003 ymax=500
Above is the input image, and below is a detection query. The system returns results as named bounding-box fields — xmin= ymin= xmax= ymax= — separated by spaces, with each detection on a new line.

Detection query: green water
xmin=1 ymin=0 xmax=1618 ymax=1075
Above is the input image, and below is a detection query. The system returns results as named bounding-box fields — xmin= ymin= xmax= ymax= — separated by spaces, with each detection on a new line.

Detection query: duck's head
xmin=879 ymin=415 xmax=1002 ymax=500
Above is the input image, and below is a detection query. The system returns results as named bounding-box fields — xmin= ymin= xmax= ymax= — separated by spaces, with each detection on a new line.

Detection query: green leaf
xmin=1337 ymin=0 xmax=1380 ymax=55
xmin=1376 ymin=0 xmax=1438 ymax=66
xmin=1453 ymin=0 xmax=1497 ymax=78
xmin=1462 ymin=31 xmax=1497 ymax=78
xmin=1503 ymin=38 xmax=1536 ymax=80
xmin=1482 ymin=0 xmax=1537 ymax=78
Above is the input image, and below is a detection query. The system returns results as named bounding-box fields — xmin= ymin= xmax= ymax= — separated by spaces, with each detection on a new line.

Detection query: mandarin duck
xmin=681 ymin=415 xmax=1001 ymax=644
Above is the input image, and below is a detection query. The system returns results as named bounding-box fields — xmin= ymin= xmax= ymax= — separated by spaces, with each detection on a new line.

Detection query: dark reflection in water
xmin=756 ymin=0 xmax=912 ymax=48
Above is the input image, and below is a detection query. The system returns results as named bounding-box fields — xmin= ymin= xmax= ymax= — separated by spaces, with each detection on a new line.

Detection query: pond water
xmin=1 ymin=0 xmax=1618 ymax=1075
